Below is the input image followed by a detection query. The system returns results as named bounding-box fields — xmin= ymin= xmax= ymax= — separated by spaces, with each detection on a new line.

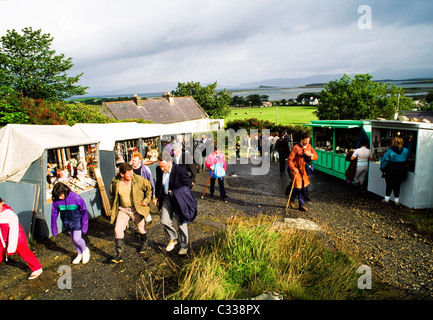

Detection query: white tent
xmin=0 ymin=124 xmax=99 ymax=183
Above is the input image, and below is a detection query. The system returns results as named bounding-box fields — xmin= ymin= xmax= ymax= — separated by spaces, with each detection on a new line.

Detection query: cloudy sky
xmin=1 ymin=0 xmax=432 ymax=94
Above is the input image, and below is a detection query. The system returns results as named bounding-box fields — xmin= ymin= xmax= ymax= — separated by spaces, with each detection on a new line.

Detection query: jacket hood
xmin=1 ymin=203 xmax=13 ymax=212
xmin=391 ymin=147 xmax=403 ymax=155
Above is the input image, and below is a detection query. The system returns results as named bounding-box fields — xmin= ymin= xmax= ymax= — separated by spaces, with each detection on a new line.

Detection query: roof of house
xmin=401 ymin=111 xmax=433 ymax=123
xmin=104 ymin=96 xmax=208 ymax=124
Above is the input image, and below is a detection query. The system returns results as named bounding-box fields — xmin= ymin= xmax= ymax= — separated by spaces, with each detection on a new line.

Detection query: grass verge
xmin=163 ymin=215 xmax=372 ymax=300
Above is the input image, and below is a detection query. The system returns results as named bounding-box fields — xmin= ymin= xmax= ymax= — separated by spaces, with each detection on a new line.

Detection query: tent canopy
xmin=0 ymin=124 xmax=99 ymax=182
xmin=73 ymin=122 xmax=168 ymax=151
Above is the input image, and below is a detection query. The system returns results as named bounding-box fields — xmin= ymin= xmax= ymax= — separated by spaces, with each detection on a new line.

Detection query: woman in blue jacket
xmin=51 ymin=182 xmax=90 ymax=264
xmin=380 ymin=136 xmax=413 ymax=205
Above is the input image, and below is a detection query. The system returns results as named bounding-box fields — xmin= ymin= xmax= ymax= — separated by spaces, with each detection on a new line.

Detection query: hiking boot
xmin=299 ymin=205 xmax=308 ymax=212
xmin=111 ymin=239 xmax=124 ymax=263
xmin=289 ymin=200 xmax=296 ymax=208
xmin=139 ymin=233 xmax=150 ymax=254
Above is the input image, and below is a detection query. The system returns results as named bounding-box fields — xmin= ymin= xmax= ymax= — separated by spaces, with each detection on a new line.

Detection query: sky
xmin=1 ymin=0 xmax=433 ymax=95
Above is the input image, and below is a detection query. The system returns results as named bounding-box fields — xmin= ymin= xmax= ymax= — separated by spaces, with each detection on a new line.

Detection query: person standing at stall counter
xmin=351 ymin=139 xmax=372 ymax=188
xmin=109 ymin=162 xmax=153 ymax=263
xmin=287 ymin=133 xmax=318 ymax=211
xmin=380 ymin=135 xmax=413 ymax=206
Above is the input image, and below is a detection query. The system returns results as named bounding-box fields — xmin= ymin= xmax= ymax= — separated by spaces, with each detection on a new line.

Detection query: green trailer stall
xmin=304 ymin=120 xmax=372 ymax=180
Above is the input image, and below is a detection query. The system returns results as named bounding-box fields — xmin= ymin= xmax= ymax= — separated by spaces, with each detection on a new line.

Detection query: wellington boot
xmin=139 ymin=233 xmax=150 ymax=254
xmin=111 ymin=238 xmax=124 ymax=263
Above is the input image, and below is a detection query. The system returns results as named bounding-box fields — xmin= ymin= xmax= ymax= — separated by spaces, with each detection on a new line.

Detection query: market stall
xmin=367 ymin=120 xmax=433 ymax=209
xmin=74 ymin=123 xmax=163 ymax=198
xmin=0 ymin=124 xmax=101 ymax=239
xmin=304 ymin=120 xmax=372 ymax=180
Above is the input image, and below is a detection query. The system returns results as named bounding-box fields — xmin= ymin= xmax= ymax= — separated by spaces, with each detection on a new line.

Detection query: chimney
xmin=163 ymin=92 xmax=175 ymax=104
xmin=132 ymin=94 xmax=142 ymax=106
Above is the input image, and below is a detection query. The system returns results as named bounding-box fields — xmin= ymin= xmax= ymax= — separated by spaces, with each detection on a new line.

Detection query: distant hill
xmin=83 ymin=71 xmax=433 ymax=98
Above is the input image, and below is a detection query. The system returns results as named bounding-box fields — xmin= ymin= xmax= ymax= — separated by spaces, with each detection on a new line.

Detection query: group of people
xmin=1 ymin=131 xmax=412 ymax=280
xmin=285 ymin=132 xmax=413 ymax=212
xmin=344 ymin=135 xmax=413 ymax=206
xmin=0 ymin=137 xmax=229 ymax=280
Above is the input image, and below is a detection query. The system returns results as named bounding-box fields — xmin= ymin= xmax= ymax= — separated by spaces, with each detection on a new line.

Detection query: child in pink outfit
xmin=0 ymin=196 xmax=43 ymax=280
xmin=205 ymin=145 xmax=228 ymax=199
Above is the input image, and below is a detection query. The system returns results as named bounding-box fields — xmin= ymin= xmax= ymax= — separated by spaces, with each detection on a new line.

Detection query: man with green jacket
xmin=109 ymin=162 xmax=153 ymax=263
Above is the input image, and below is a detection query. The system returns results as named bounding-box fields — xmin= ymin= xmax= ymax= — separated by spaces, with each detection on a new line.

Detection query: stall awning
xmin=74 ymin=122 xmax=167 ymax=151
xmin=0 ymin=124 xmax=99 ymax=183
xmin=304 ymin=123 xmax=361 ymax=129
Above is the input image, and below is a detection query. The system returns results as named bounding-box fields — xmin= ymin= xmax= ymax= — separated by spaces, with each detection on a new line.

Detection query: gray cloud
xmin=1 ymin=0 xmax=432 ymax=94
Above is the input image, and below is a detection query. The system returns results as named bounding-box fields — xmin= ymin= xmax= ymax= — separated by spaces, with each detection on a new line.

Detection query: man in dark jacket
xmin=153 ymin=152 xmax=193 ymax=255
xmin=172 ymin=143 xmax=196 ymax=186
xmin=276 ymin=132 xmax=290 ymax=175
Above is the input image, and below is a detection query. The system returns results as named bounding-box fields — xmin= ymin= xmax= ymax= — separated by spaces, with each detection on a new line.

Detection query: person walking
xmin=51 ymin=182 xmax=90 ymax=264
xmin=287 ymin=133 xmax=318 ymax=211
xmin=351 ymin=140 xmax=372 ymax=188
xmin=131 ymin=151 xmax=155 ymax=195
xmin=205 ymin=145 xmax=228 ymax=200
xmin=276 ymin=131 xmax=290 ymax=175
xmin=172 ymin=143 xmax=197 ymax=187
xmin=109 ymin=162 xmax=153 ymax=263
xmin=0 ymin=196 xmax=43 ymax=279
xmin=380 ymin=136 xmax=413 ymax=205
xmin=153 ymin=152 xmax=195 ymax=255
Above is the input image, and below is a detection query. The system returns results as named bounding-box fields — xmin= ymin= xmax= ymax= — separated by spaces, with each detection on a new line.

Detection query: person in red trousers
xmin=0 ymin=196 xmax=43 ymax=280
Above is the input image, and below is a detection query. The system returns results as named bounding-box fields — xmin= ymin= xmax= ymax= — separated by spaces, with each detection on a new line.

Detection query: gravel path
xmin=1 ymin=161 xmax=432 ymax=300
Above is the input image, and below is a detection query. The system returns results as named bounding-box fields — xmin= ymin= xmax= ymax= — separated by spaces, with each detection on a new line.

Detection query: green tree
xmin=171 ymin=81 xmax=231 ymax=118
xmin=0 ymin=27 xmax=88 ymax=101
xmin=245 ymin=94 xmax=262 ymax=106
xmin=315 ymin=74 xmax=413 ymax=120
xmin=0 ymin=86 xmax=29 ymax=126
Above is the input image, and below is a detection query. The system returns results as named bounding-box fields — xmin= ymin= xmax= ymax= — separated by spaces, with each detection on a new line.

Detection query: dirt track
xmin=1 ymin=160 xmax=433 ymax=300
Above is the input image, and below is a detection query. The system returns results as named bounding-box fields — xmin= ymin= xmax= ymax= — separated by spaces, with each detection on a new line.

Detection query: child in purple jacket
xmin=51 ymin=182 xmax=90 ymax=264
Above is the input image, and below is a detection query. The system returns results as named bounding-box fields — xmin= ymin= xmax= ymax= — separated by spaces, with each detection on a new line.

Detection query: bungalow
xmin=100 ymin=92 xmax=209 ymax=125
xmin=302 ymin=97 xmax=319 ymax=106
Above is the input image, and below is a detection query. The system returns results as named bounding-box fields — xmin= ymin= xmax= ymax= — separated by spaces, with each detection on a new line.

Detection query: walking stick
xmin=285 ymin=172 xmax=297 ymax=212
xmin=201 ymin=169 xmax=214 ymax=199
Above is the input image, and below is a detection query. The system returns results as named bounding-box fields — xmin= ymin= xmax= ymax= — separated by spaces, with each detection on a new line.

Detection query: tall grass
xmin=168 ymin=216 xmax=365 ymax=300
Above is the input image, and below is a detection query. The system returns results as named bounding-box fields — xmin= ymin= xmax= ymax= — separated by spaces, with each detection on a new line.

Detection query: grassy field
xmin=226 ymin=105 xmax=318 ymax=126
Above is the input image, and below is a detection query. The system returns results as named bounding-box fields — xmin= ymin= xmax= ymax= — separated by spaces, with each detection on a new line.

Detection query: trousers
xmin=1 ymin=242 xmax=42 ymax=271
xmin=114 ymin=206 xmax=146 ymax=239
xmin=68 ymin=230 xmax=87 ymax=254
xmin=160 ymin=197 xmax=188 ymax=249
